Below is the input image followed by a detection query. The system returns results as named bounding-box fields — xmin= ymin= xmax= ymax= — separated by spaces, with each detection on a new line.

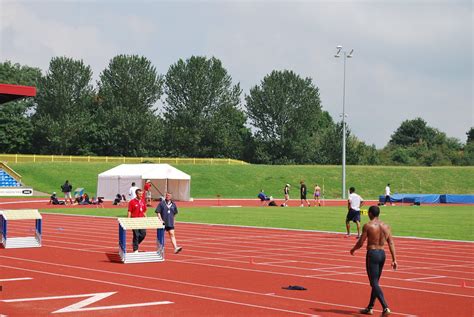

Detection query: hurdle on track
xmin=118 ymin=217 xmax=165 ymax=264
xmin=0 ymin=209 xmax=42 ymax=248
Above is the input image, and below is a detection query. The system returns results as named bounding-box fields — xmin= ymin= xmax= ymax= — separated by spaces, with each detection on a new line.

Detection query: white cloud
xmin=1 ymin=0 xmax=471 ymax=147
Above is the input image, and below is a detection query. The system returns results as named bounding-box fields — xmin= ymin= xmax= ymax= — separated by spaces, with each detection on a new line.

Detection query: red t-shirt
xmin=128 ymin=197 xmax=147 ymax=218
xmin=144 ymin=182 xmax=151 ymax=192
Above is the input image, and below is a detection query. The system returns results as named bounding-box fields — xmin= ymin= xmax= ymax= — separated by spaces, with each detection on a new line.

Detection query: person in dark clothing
xmin=156 ymin=192 xmax=182 ymax=254
xmin=80 ymin=193 xmax=91 ymax=205
xmin=113 ymin=194 xmax=123 ymax=205
xmin=61 ymin=180 xmax=73 ymax=205
xmin=258 ymin=190 xmax=271 ymax=206
xmin=350 ymin=206 xmax=397 ymax=316
xmin=49 ymin=192 xmax=65 ymax=205
xmin=300 ymin=180 xmax=310 ymax=207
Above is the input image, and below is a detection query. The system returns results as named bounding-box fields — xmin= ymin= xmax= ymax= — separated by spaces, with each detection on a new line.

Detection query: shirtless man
xmin=350 ymin=205 xmax=397 ymax=316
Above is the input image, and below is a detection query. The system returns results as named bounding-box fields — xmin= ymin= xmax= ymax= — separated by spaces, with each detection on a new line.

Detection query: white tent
xmin=97 ymin=164 xmax=191 ymax=201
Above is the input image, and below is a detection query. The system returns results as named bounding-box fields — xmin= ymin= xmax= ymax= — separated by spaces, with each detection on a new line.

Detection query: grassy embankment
xmin=10 ymin=162 xmax=474 ymax=199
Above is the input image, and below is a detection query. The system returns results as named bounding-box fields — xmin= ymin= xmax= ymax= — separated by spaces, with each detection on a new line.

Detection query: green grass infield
xmin=43 ymin=205 xmax=473 ymax=241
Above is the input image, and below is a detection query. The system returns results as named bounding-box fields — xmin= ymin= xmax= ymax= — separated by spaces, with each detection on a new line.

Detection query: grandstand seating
xmin=0 ymin=169 xmax=21 ymax=187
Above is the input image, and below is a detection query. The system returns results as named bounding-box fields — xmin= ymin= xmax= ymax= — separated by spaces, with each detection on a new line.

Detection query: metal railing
xmin=0 ymin=161 xmax=22 ymax=182
xmin=0 ymin=154 xmax=249 ymax=165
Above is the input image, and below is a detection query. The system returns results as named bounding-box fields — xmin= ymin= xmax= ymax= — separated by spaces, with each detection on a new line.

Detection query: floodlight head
xmin=336 ymin=45 xmax=342 ymax=49
xmin=347 ymin=49 xmax=354 ymax=58
xmin=334 ymin=54 xmax=341 ymax=58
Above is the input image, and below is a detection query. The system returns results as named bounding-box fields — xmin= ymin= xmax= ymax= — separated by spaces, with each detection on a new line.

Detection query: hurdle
xmin=0 ymin=209 xmax=42 ymax=248
xmin=118 ymin=217 xmax=165 ymax=264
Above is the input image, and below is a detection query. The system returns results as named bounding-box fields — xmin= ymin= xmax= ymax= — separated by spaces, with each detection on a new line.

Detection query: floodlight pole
xmin=335 ymin=46 xmax=353 ymax=200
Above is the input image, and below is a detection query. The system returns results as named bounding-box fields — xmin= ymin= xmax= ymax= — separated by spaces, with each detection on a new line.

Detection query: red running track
xmin=0 ymin=213 xmax=473 ymax=316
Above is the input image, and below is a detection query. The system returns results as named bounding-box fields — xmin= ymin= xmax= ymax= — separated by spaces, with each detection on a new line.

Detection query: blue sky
xmin=1 ymin=0 xmax=472 ymax=148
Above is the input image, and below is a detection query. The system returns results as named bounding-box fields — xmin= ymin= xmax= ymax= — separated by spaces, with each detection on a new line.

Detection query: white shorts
xmin=64 ymin=192 xmax=72 ymax=199
xmin=146 ymin=191 xmax=152 ymax=198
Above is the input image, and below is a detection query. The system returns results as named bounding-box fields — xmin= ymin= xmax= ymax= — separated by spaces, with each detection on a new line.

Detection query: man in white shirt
xmin=346 ymin=187 xmax=363 ymax=238
xmin=384 ymin=183 xmax=392 ymax=206
xmin=128 ymin=182 xmax=139 ymax=200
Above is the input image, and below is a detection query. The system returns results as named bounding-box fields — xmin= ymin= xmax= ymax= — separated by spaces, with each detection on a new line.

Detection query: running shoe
xmin=359 ymin=307 xmax=373 ymax=315
xmin=174 ymin=247 xmax=183 ymax=254
xmin=382 ymin=308 xmax=391 ymax=316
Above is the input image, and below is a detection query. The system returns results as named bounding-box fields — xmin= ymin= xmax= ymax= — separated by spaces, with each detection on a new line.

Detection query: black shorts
xmin=346 ymin=209 xmax=361 ymax=223
xmin=165 ymin=226 xmax=175 ymax=231
xmin=301 ymin=194 xmax=307 ymax=200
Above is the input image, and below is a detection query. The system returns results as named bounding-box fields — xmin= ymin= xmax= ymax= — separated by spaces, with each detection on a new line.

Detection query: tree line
xmin=0 ymin=57 xmax=472 ymax=166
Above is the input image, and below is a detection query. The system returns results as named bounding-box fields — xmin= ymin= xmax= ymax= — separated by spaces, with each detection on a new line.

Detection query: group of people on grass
xmin=49 ymin=180 xmax=103 ymax=206
xmin=258 ymin=180 xmax=322 ymax=207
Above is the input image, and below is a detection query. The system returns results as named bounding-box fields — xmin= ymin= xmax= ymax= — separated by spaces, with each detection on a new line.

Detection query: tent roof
xmin=98 ymin=164 xmax=190 ymax=180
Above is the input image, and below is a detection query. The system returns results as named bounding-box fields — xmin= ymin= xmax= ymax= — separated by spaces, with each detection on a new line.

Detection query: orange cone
xmin=462 ymin=280 xmax=467 ymax=288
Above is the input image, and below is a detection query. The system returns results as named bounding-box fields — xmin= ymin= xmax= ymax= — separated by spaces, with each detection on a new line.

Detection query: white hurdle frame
xmin=118 ymin=217 xmax=165 ymax=264
xmin=0 ymin=209 xmax=42 ymax=248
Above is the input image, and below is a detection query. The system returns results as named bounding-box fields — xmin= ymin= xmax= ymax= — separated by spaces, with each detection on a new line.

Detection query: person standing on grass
xmin=283 ymin=184 xmax=290 ymax=207
xmin=346 ymin=187 xmax=363 ymax=238
xmin=350 ymin=205 xmax=397 ymax=316
xmin=384 ymin=184 xmax=393 ymax=206
xmin=128 ymin=182 xmax=139 ymax=201
xmin=61 ymin=180 xmax=73 ymax=205
xmin=128 ymin=189 xmax=147 ymax=253
xmin=156 ymin=192 xmax=182 ymax=254
xmin=300 ymin=180 xmax=310 ymax=207
xmin=313 ymin=184 xmax=321 ymax=207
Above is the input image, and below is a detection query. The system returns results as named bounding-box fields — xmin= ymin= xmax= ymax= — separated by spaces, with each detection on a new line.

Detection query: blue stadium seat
xmin=0 ymin=168 xmax=21 ymax=187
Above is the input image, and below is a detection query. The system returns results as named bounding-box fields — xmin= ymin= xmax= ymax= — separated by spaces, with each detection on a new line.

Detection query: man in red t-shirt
xmin=128 ymin=189 xmax=147 ymax=253
xmin=144 ymin=179 xmax=152 ymax=207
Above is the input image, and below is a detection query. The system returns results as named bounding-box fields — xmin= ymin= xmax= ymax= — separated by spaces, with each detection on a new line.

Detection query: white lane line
xmin=0 ymin=262 xmax=417 ymax=317
xmin=1 ymin=254 xmax=472 ymax=299
xmin=0 ymin=264 xmax=318 ymax=317
xmin=40 ymin=212 xmax=474 ymax=243
xmin=254 ymin=260 xmax=298 ymax=265
xmin=3 ymin=292 xmax=173 ymax=313
xmin=8 ymin=215 xmax=474 ymax=292
xmin=407 ymin=276 xmax=447 ymax=282
xmin=311 ymin=266 xmax=351 ymax=271
xmin=0 ymin=277 xmax=33 ymax=282
xmin=0 ymin=200 xmax=48 ymax=205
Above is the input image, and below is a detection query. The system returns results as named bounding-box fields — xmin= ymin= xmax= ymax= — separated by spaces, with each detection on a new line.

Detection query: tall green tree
xmin=389 ymin=118 xmax=442 ymax=147
xmin=382 ymin=118 xmax=463 ymax=166
xmin=463 ymin=127 xmax=474 ymax=165
xmin=163 ymin=56 xmax=248 ymax=158
xmin=245 ymin=70 xmax=333 ymax=164
xmin=466 ymin=127 xmax=474 ymax=143
xmin=95 ymin=55 xmax=164 ymax=156
xmin=32 ymin=57 xmax=95 ymax=155
xmin=0 ymin=61 xmax=42 ymax=153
